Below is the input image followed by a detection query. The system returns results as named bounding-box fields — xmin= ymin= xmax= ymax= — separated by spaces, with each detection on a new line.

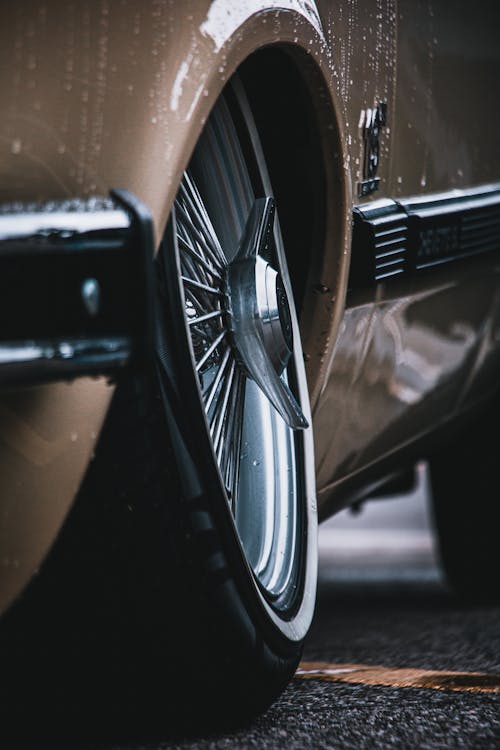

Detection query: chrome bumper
xmin=0 ymin=189 xmax=154 ymax=385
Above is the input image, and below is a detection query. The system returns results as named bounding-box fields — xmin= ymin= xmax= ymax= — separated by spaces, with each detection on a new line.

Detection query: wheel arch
xmin=237 ymin=45 xmax=351 ymax=409
xmin=0 ymin=5 xmax=352 ymax=616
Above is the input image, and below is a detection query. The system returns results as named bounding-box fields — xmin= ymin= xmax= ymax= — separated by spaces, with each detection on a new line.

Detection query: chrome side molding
xmin=350 ymin=182 xmax=500 ymax=287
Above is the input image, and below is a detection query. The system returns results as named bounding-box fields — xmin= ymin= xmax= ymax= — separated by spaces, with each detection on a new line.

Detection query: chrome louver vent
xmin=460 ymin=204 xmax=500 ymax=257
xmin=350 ymin=200 xmax=409 ymax=288
xmin=405 ymin=189 xmax=500 ymax=270
xmin=350 ymin=183 xmax=500 ymax=288
xmin=373 ymin=217 xmax=408 ymax=281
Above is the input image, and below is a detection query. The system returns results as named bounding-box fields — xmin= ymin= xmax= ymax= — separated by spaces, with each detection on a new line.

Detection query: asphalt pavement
xmin=133 ymin=465 xmax=500 ymax=750
xmin=14 ymin=465 xmax=500 ymax=749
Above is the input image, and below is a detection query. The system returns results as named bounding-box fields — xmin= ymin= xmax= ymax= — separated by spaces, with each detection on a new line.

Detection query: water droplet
xmin=11 ymin=138 xmax=22 ymax=155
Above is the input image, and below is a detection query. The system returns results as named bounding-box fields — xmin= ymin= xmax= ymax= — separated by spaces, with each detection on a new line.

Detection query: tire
xmin=148 ymin=77 xmax=318 ymax=717
xmin=0 ymin=75 xmax=317 ymax=735
xmin=429 ymin=405 xmax=500 ymax=602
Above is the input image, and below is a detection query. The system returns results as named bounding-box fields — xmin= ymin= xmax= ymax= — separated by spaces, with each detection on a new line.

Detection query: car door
xmin=314 ymin=0 xmax=500 ymax=506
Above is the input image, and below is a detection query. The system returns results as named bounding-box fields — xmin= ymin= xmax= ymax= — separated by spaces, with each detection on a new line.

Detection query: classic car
xmin=0 ymin=0 xmax=499 ymax=731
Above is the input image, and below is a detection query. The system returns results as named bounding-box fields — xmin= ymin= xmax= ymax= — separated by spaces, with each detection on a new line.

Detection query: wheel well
xmin=237 ymin=47 xmax=328 ymax=319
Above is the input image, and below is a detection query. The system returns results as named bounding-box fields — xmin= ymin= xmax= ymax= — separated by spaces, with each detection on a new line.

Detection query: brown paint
xmin=0 ymin=1 xmax=499 ymax=615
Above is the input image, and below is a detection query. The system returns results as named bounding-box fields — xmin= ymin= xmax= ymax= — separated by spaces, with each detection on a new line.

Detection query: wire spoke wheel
xmin=83 ymin=77 xmax=318 ymax=724
xmin=173 ymin=174 xmax=245 ymax=514
xmin=156 ymin=83 xmax=316 ymax=618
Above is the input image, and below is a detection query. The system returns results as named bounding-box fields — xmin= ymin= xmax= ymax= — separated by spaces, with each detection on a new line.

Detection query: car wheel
xmin=429 ymin=406 xmax=500 ymax=602
xmin=0 ymin=77 xmax=317 ymax=734
xmin=151 ymin=77 xmax=317 ymax=713
xmin=105 ymin=76 xmax=319 ymax=724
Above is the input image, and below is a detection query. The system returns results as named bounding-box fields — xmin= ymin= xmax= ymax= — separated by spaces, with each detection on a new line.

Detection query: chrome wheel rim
xmin=157 ymin=89 xmax=312 ymax=608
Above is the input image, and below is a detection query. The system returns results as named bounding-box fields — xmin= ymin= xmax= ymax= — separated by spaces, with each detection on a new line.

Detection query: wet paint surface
xmin=0 ymin=378 xmax=113 ymax=616
xmin=317 ymin=0 xmax=397 ymax=197
xmin=314 ymin=255 xmax=500 ymax=508
xmin=392 ymin=1 xmax=500 ymax=195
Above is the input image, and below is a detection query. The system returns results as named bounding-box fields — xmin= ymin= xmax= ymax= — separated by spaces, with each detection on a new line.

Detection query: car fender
xmin=0 ymin=0 xmax=359 ymax=614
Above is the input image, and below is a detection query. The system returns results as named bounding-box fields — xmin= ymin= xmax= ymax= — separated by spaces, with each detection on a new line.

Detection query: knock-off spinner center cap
xmin=256 ymin=257 xmax=294 ymax=374
xmin=222 ymin=196 xmax=307 ymax=430
xmin=227 ymin=254 xmax=294 ymax=376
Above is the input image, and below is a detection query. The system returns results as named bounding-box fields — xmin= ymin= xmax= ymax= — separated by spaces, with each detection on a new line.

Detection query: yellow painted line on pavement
xmin=296 ymin=661 xmax=500 ymax=694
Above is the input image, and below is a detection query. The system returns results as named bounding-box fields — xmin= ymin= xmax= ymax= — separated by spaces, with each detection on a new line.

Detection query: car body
xmin=1 ymin=0 xmax=499 ymax=727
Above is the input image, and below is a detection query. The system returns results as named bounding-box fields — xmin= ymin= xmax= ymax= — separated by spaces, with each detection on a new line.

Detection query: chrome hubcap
xmin=227 ymin=255 xmax=293 ymax=375
xmin=225 ymin=197 xmax=307 ymax=430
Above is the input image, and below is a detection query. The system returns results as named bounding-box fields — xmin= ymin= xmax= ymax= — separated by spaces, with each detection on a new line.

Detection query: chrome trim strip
xmin=0 ymin=337 xmax=131 ymax=385
xmin=0 ymin=192 xmax=154 ymax=386
xmin=0 ymin=196 xmax=129 ymax=245
xmin=350 ymin=182 xmax=500 ymax=287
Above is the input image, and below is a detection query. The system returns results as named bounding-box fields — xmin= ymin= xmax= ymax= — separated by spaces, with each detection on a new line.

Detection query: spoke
xmin=178 ymin=234 xmax=223 ymax=282
xmin=180 ymin=174 xmax=227 ymax=266
xmin=190 ymin=322 xmax=224 ymax=343
xmin=176 ymin=199 xmax=226 ymax=272
xmin=179 ymin=249 xmax=201 ymax=283
xmin=217 ymin=369 xmax=240 ymax=464
xmin=211 ymin=359 xmax=236 ymax=453
xmin=195 ymin=329 xmax=227 ymax=372
xmin=184 ymin=285 xmax=208 ymax=315
xmin=180 ymin=250 xmax=214 ymax=292
xmin=224 ymin=374 xmax=246 ymax=512
xmin=203 ymin=347 xmax=232 ymax=412
xmin=218 ymin=369 xmax=244 ymax=474
xmin=178 ymin=223 xmax=212 ymax=283
xmin=178 ymin=210 xmax=226 ymax=274
xmin=181 ymin=276 xmax=223 ymax=297
xmin=188 ymin=309 xmax=224 ymax=326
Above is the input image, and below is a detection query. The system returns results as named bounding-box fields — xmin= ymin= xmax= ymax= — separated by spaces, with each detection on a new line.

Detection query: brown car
xmin=0 ymin=0 xmax=499 ymax=731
